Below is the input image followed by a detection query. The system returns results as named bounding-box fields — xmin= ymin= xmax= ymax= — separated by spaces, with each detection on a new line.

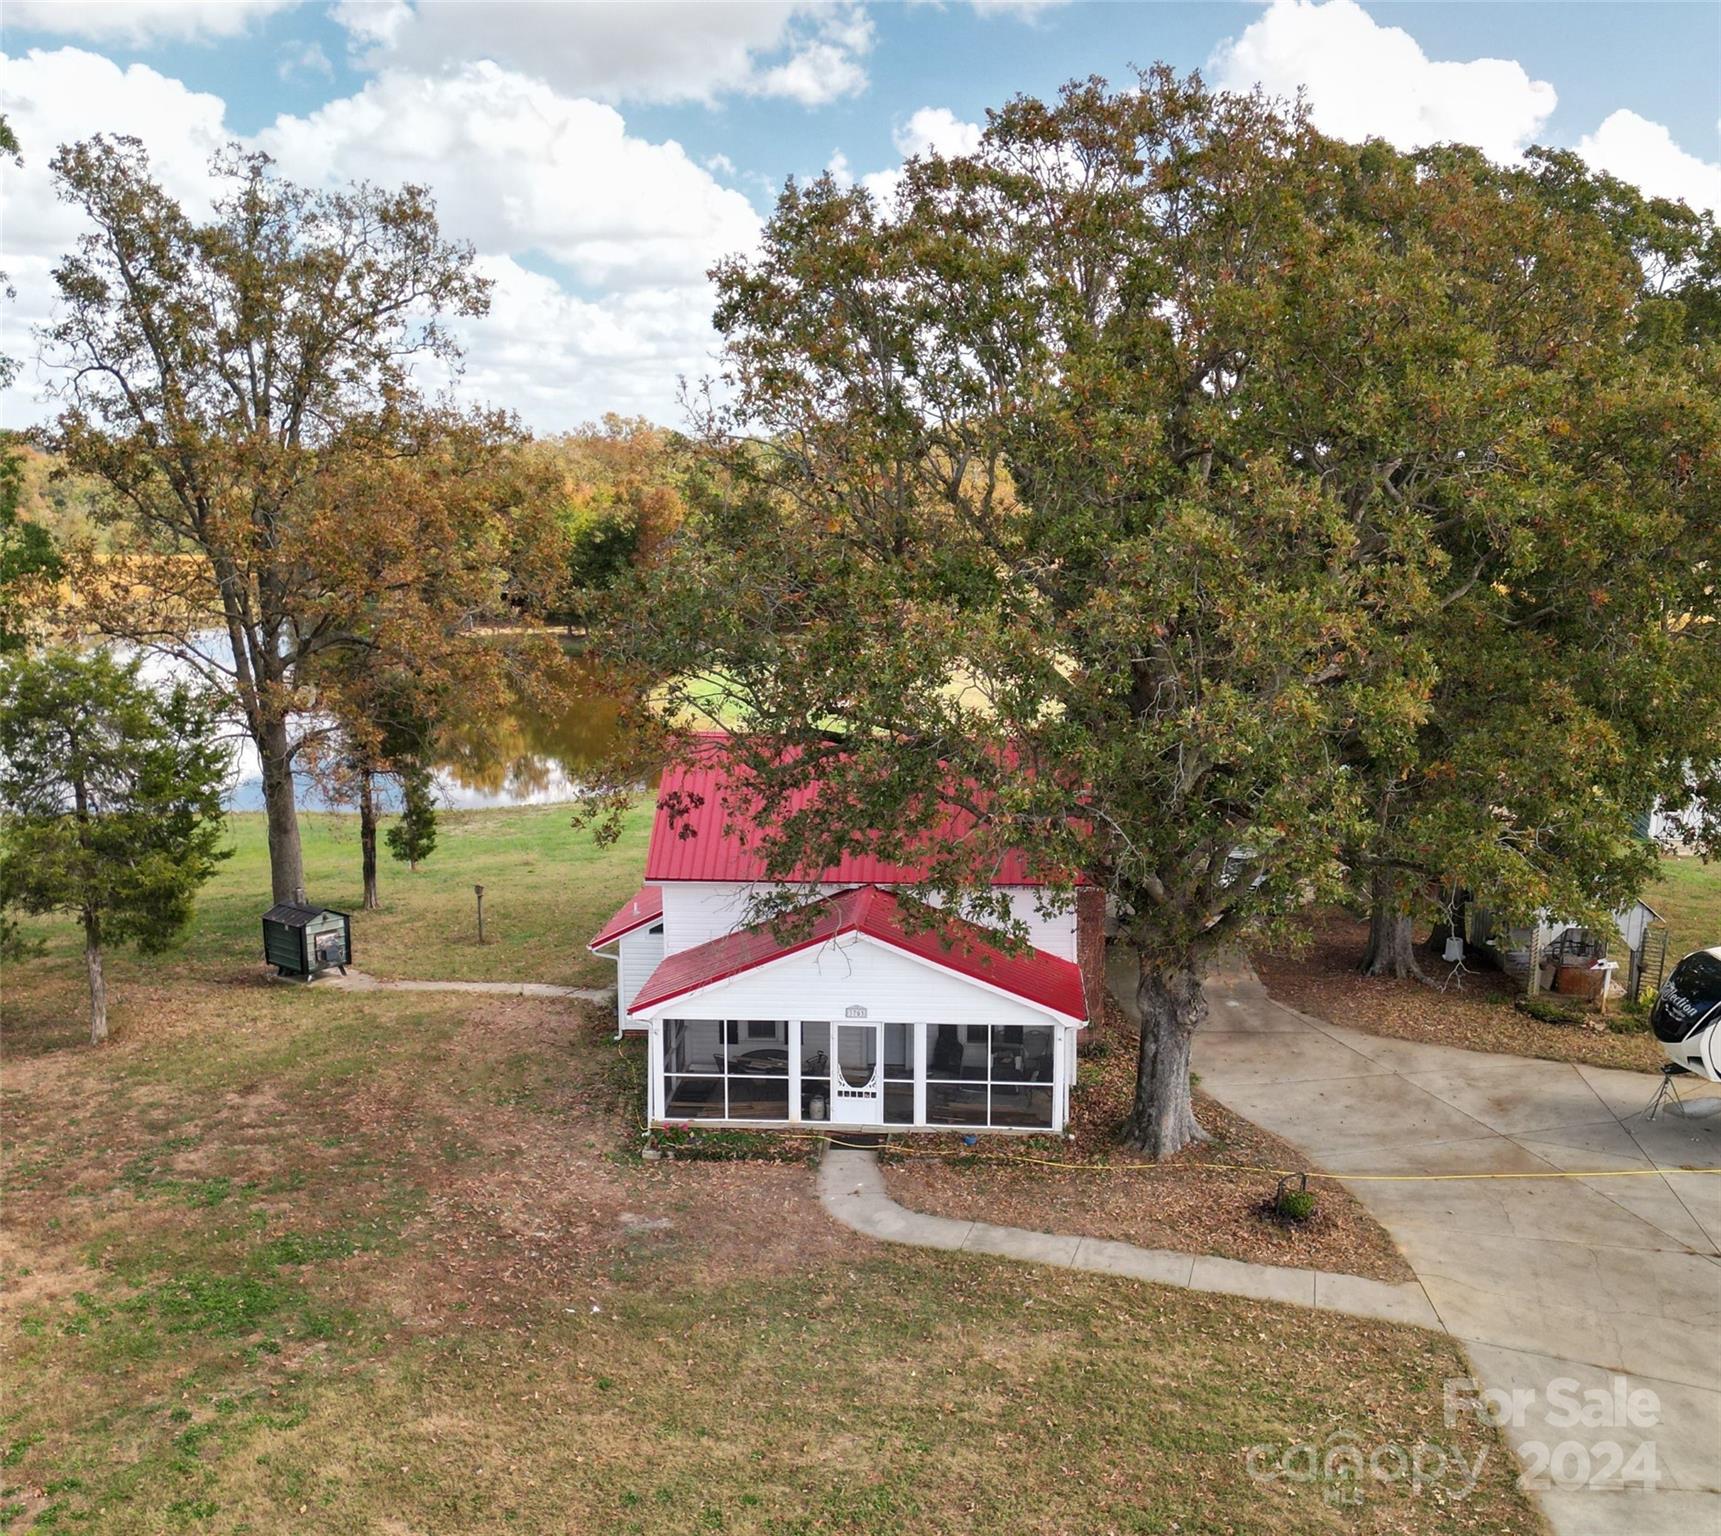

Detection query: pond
xmin=128 ymin=633 xmax=628 ymax=812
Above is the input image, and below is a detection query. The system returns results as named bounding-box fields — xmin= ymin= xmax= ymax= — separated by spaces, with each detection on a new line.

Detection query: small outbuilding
xmin=262 ymin=901 xmax=353 ymax=980
xmin=1466 ymin=896 xmax=1666 ymax=1000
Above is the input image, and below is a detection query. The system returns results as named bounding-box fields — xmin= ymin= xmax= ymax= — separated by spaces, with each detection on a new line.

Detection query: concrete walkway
xmin=1168 ymin=957 xmax=1721 ymax=1536
xmin=317 ymin=968 xmax=612 ymax=1003
xmin=820 ymin=1143 xmax=1446 ymax=1326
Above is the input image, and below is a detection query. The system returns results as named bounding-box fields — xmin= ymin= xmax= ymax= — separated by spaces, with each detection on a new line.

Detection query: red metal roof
xmin=628 ymin=884 xmax=1087 ymax=1021
xmin=587 ymin=886 xmax=664 ymax=952
xmin=644 ymin=736 xmax=1074 ymax=887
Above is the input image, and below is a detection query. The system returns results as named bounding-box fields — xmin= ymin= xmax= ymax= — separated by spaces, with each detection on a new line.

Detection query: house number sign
xmin=844 ymin=1005 xmax=868 ymax=1018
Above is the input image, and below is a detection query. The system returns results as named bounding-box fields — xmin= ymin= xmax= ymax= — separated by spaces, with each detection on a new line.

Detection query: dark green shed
xmin=262 ymin=901 xmax=352 ymax=980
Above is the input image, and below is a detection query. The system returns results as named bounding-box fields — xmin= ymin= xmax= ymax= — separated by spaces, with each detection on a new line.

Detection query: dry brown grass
xmin=3 ymin=884 xmax=1539 ymax=1534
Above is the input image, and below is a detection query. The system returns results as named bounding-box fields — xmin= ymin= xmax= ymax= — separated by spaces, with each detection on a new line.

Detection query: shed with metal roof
xmin=262 ymin=901 xmax=352 ymax=980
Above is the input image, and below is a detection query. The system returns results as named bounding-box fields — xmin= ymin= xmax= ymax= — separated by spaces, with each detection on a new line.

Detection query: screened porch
xmin=652 ymin=1017 xmax=1066 ymax=1132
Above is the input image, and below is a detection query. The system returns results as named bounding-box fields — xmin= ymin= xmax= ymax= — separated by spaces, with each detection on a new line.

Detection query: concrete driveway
xmin=1187 ymin=964 xmax=1721 ymax=1536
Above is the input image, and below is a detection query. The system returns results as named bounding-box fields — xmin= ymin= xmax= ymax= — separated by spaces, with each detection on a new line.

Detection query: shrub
xmin=1275 ymin=1187 xmax=1318 ymax=1222
xmin=645 ymin=1124 xmax=803 ymax=1163
xmin=1515 ymin=996 xmax=1585 ymax=1027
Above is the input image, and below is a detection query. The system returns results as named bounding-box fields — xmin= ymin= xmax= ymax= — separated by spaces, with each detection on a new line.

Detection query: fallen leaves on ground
xmin=881 ymin=998 xmax=1413 ymax=1283
xmin=1254 ymin=909 xmax=1663 ymax=1074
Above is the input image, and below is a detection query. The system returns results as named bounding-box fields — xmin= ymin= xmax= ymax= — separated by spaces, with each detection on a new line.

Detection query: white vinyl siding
xmin=614 ymin=923 xmax=663 ymax=1029
xmin=632 ymin=929 xmax=1066 ymax=1029
xmin=659 ymin=881 xmax=1077 ymax=960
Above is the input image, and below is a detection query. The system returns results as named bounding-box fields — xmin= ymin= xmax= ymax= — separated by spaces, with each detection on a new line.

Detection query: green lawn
xmin=8 ymin=800 xmax=654 ymax=1008
xmin=0 ymin=805 xmax=1542 ymax=1535
xmin=1646 ymin=855 xmax=1721 ymax=963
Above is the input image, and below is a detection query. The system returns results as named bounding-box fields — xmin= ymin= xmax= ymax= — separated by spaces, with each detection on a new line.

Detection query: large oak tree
xmin=41 ymin=137 xmax=563 ymax=903
xmin=594 ymin=70 xmax=1718 ymax=1157
xmin=1338 ymin=146 xmax=1721 ymax=976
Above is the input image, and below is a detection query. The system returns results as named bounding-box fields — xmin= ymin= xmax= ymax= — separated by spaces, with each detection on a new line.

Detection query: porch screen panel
xmin=801 ymin=1022 xmax=831 ymax=1122
xmin=664 ymin=1019 xmax=727 ymax=1118
xmin=661 ymin=1020 xmax=790 ymax=1122
xmin=923 ymin=1024 xmax=1055 ymax=1129
xmin=882 ymin=1021 xmax=914 ymax=1125
xmin=726 ymin=1020 xmax=790 ymax=1120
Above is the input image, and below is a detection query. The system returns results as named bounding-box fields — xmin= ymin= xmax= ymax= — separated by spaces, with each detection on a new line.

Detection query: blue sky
xmin=3 ymin=1 xmax=1718 ymax=431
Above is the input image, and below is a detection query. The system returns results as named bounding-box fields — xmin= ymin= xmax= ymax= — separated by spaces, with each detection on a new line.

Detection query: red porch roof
xmin=587 ymin=885 xmax=664 ymax=952
xmin=627 ymin=884 xmax=1087 ymax=1021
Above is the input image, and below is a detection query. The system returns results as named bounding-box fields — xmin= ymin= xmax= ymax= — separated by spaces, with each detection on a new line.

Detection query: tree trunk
xmin=83 ymin=907 xmax=108 ymax=1045
xmin=358 ymin=770 xmax=379 ymax=911
xmin=1361 ymin=878 xmax=1429 ymax=982
xmin=258 ymin=715 xmax=305 ymax=905
xmin=1122 ymin=959 xmax=1209 ymax=1159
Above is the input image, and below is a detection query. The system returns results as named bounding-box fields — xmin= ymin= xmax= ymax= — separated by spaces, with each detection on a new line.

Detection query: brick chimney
xmin=1076 ymin=885 xmax=1107 ymax=1025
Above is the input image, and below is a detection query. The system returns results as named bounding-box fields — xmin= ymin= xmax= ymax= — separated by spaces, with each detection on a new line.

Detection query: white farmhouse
xmin=588 ymin=740 xmax=1103 ymax=1135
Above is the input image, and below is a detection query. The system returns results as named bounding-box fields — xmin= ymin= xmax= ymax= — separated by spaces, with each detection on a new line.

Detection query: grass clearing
xmin=5 ymin=801 xmax=653 ymax=1028
xmin=2 ymin=983 xmax=1539 ymax=1535
xmin=2 ymin=807 xmax=1541 ymax=1533
xmin=1646 ymin=856 xmax=1721 ymax=963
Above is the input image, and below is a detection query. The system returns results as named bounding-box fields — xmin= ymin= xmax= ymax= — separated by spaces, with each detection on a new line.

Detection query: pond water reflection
xmin=137 ymin=634 xmax=628 ymax=812
xmin=425 ymin=658 xmax=626 ymax=809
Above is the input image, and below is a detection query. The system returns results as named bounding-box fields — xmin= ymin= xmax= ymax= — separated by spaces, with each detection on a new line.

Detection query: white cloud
xmin=1 ymin=47 xmax=235 ymax=422
xmin=1577 ymin=110 xmax=1721 ymax=214
xmin=853 ymin=105 xmax=984 ymax=203
xmin=752 ymin=37 xmax=868 ymax=107
xmin=330 ymin=0 xmax=410 ymax=50
xmin=1210 ymin=0 xmax=1556 ymax=165
xmin=277 ymin=39 xmax=333 ymax=82
xmin=255 ymin=64 xmax=761 ymax=291
xmin=330 ymin=0 xmax=872 ymax=108
xmin=1 ymin=0 xmax=295 ymax=46
xmin=892 ymin=106 xmax=983 ymax=161
xmin=966 ymin=0 xmax=1070 ymax=15
xmin=0 ymin=49 xmax=759 ymax=431
xmin=455 ymin=256 xmax=723 ymax=427
xmin=0 ymin=48 xmax=230 ymax=270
